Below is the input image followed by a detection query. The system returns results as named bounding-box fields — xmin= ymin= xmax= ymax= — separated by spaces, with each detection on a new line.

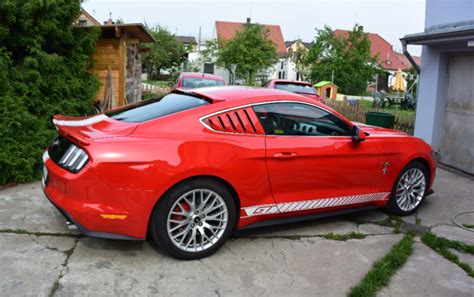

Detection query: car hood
xmin=354 ymin=122 xmax=408 ymax=136
xmin=52 ymin=114 xmax=138 ymax=143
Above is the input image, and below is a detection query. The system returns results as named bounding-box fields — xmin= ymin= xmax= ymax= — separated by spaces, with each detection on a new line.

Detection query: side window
xmin=253 ymin=102 xmax=351 ymax=136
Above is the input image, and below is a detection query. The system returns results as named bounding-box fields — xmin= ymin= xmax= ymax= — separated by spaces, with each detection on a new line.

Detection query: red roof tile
xmin=215 ymin=21 xmax=287 ymax=57
xmin=333 ymin=29 xmax=420 ymax=71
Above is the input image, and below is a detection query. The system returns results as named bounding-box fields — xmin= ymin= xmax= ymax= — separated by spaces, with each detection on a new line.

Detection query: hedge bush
xmin=0 ymin=0 xmax=99 ymax=184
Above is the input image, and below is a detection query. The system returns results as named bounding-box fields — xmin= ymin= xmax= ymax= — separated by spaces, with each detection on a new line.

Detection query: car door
xmin=253 ymin=101 xmax=385 ymax=214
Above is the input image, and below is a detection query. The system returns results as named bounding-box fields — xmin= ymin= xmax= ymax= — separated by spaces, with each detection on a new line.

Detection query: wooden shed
xmin=91 ymin=24 xmax=155 ymax=107
xmin=315 ymin=81 xmax=338 ymax=100
xmin=77 ymin=11 xmax=155 ymax=108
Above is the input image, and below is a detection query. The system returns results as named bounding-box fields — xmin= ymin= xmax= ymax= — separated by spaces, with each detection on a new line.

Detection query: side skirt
xmin=238 ymin=205 xmax=380 ymax=230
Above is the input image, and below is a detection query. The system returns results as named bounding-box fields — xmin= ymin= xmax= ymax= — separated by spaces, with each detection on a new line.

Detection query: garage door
xmin=439 ymin=55 xmax=474 ymax=174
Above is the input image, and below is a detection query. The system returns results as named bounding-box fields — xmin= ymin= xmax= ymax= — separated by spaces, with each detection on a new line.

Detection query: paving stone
xmin=415 ymin=168 xmax=474 ymax=227
xmin=379 ymin=242 xmax=474 ymax=297
xmin=239 ymin=217 xmax=358 ymax=238
xmin=450 ymin=249 xmax=474 ymax=268
xmin=55 ymin=235 xmax=401 ymax=297
xmin=1 ymin=167 xmax=473 ymax=296
xmin=431 ymin=224 xmax=474 ymax=245
xmin=0 ymin=182 xmax=70 ymax=234
xmin=0 ymin=234 xmax=76 ymax=297
xmin=357 ymin=223 xmax=394 ymax=234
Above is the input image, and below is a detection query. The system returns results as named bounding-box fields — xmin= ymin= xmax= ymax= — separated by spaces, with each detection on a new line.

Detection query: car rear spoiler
xmin=52 ymin=114 xmax=95 ymax=146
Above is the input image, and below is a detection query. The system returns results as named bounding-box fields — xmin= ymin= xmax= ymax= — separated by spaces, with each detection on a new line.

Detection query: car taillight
xmin=59 ymin=144 xmax=89 ymax=173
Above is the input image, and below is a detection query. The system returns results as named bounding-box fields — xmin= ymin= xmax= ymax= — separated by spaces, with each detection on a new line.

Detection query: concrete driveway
xmin=0 ymin=168 xmax=473 ymax=296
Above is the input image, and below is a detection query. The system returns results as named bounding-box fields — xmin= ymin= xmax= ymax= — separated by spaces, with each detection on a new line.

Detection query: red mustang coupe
xmin=265 ymin=79 xmax=325 ymax=103
xmin=42 ymin=87 xmax=435 ymax=259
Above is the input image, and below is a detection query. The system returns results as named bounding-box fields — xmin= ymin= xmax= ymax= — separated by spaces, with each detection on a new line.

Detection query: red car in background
xmin=174 ymin=72 xmax=226 ymax=89
xmin=42 ymin=87 xmax=435 ymax=259
xmin=265 ymin=79 xmax=325 ymax=103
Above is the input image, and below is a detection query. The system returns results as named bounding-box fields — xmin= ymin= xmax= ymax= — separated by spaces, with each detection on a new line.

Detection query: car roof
xmin=179 ymin=72 xmax=225 ymax=81
xmin=270 ymin=79 xmax=313 ymax=86
xmin=183 ymin=86 xmax=319 ymax=105
xmin=166 ymin=87 xmax=352 ymax=128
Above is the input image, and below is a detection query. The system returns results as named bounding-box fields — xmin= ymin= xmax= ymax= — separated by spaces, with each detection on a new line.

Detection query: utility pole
xmin=198 ymin=26 xmax=201 ymax=51
xmin=331 ymin=70 xmax=334 ymax=83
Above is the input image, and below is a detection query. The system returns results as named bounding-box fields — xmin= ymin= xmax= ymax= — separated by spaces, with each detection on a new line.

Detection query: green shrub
xmin=0 ymin=0 xmax=99 ymax=184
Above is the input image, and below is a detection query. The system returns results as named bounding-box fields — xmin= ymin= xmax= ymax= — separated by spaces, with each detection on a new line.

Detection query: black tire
xmin=385 ymin=161 xmax=429 ymax=216
xmin=149 ymin=178 xmax=236 ymax=260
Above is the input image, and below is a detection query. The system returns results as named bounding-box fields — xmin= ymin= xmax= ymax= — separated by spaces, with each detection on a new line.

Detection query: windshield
xmin=182 ymin=77 xmax=225 ymax=89
xmin=106 ymin=93 xmax=210 ymax=123
xmin=275 ymin=82 xmax=316 ymax=95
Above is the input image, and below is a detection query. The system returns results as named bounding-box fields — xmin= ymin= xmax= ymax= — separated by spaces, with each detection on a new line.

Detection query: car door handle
xmin=273 ymin=152 xmax=298 ymax=160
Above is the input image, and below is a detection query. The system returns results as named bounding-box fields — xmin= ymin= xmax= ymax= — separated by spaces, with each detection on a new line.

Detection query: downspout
xmin=401 ymin=39 xmax=420 ymax=74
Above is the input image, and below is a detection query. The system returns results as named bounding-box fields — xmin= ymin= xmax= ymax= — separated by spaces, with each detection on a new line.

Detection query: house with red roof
xmin=333 ymin=29 xmax=421 ymax=91
xmin=189 ymin=18 xmax=289 ymax=84
xmin=215 ymin=20 xmax=288 ymax=58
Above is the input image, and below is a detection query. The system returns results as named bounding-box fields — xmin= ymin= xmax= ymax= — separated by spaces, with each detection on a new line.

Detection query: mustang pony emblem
xmin=382 ymin=162 xmax=391 ymax=175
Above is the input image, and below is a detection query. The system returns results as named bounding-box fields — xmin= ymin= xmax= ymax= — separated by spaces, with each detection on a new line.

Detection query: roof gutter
xmin=401 ymin=39 xmax=420 ymax=74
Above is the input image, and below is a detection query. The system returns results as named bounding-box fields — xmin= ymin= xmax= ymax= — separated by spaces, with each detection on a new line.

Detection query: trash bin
xmin=365 ymin=112 xmax=395 ymax=129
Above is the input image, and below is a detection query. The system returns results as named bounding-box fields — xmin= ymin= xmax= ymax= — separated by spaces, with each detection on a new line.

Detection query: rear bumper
xmin=42 ymin=151 xmax=149 ymax=240
xmin=42 ymin=188 xmax=141 ymax=240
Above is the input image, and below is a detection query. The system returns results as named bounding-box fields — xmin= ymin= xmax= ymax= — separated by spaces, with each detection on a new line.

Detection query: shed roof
xmin=215 ymin=21 xmax=287 ymax=57
xmin=98 ymin=24 xmax=155 ymax=43
xmin=315 ymin=81 xmax=337 ymax=88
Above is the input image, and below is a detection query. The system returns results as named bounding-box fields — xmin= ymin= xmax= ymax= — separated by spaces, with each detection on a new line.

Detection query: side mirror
xmin=352 ymin=125 xmax=366 ymax=142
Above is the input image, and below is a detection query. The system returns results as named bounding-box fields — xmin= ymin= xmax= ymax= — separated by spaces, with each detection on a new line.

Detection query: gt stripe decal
xmin=242 ymin=192 xmax=390 ymax=218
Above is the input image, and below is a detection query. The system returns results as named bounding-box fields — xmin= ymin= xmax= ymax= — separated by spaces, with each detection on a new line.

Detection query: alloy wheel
xmin=395 ymin=168 xmax=426 ymax=211
xmin=166 ymin=189 xmax=228 ymax=252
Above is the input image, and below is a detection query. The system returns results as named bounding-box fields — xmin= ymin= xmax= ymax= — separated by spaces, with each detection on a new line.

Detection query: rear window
xmin=275 ymin=82 xmax=316 ymax=95
xmin=182 ymin=77 xmax=225 ymax=89
xmin=106 ymin=93 xmax=210 ymax=123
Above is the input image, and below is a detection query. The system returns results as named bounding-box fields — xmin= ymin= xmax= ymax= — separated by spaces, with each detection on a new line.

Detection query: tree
xmin=308 ymin=24 xmax=381 ymax=95
xmin=215 ymin=23 xmax=278 ymax=85
xmin=0 ymin=0 xmax=100 ymax=183
xmin=288 ymin=41 xmax=311 ymax=81
xmin=405 ymin=66 xmax=418 ymax=98
xmin=141 ymin=26 xmax=187 ymax=79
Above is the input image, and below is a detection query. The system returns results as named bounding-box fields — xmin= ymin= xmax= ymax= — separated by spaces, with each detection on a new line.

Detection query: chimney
xmin=104 ymin=12 xmax=114 ymax=25
xmin=246 ymin=17 xmax=251 ymax=24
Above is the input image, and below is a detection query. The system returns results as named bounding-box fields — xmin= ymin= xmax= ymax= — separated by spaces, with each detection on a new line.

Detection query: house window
xmin=78 ymin=20 xmax=87 ymax=27
xmin=296 ymin=72 xmax=300 ymax=81
xmin=278 ymin=71 xmax=286 ymax=79
xmin=280 ymin=61 xmax=284 ymax=69
xmin=203 ymin=63 xmax=214 ymax=74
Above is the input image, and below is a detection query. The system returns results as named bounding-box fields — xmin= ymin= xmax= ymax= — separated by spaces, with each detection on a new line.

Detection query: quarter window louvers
xmin=226 ymin=114 xmax=237 ymax=130
xmin=203 ymin=107 xmax=265 ymax=135
xmin=234 ymin=111 xmax=247 ymax=132
xmin=243 ymin=109 xmax=257 ymax=133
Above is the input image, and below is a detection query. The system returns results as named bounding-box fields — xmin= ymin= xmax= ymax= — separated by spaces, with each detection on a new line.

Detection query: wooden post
xmin=118 ymin=35 xmax=126 ymax=106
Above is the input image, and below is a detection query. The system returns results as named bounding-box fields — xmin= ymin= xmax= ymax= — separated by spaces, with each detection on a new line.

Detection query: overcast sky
xmin=82 ymin=0 xmax=425 ymax=55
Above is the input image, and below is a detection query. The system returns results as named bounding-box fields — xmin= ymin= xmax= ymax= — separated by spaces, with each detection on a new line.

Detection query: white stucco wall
xmin=414 ymin=0 xmax=474 ymax=151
